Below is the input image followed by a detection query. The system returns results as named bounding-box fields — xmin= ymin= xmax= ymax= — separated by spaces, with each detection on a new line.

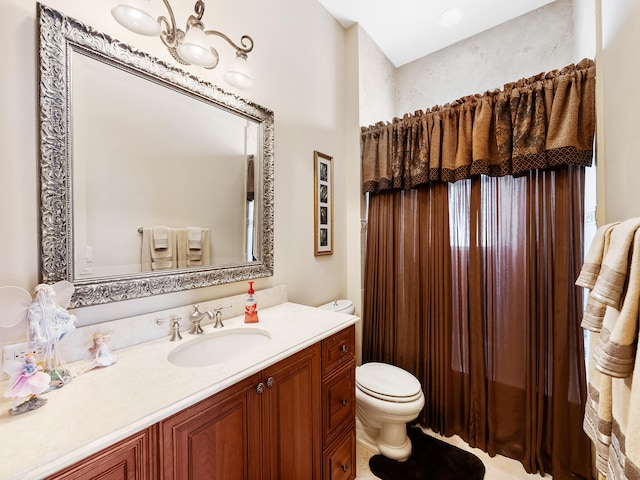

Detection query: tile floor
xmin=355 ymin=426 xmax=551 ymax=479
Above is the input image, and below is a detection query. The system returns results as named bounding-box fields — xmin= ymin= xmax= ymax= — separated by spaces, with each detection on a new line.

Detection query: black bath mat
xmin=369 ymin=426 xmax=485 ymax=480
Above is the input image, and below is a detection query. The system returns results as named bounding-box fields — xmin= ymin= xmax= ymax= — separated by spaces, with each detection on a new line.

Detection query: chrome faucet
xmin=189 ymin=304 xmax=214 ymax=334
xmin=156 ymin=315 xmax=182 ymax=341
xmin=212 ymin=304 xmax=232 ymax=328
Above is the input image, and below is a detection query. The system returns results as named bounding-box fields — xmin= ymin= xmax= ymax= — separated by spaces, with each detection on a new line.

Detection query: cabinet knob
xmin=266 ymin=376 xmax=275 ymax=389
xmin=340 ymin=398 xmax=347 ymax=406
xmin=340 ymin=344 xmax=347 ymax=353
xmin=255 ymin=382 xmax=265 ymax=394
xmin=341 ymin=464 xmax=348 ymax=472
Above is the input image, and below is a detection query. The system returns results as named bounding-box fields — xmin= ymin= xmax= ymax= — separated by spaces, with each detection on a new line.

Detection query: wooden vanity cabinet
xmin=46 ymin=426 xmax=158 ymax=480
xmin=45 ymin=325 xmax=355 ymax=480
xmin=160 ymin=342 xmax=321 ymax=480
xmin=321 ymin=325 xmax=356 ymax=480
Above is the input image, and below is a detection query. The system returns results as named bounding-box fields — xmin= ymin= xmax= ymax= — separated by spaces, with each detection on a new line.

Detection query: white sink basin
xmin=168 ymin=328 xmax=271 ymax=368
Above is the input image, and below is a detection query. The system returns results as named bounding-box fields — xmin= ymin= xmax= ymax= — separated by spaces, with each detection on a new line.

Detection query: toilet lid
xmin=356 ymin=362 xmax=423 ymax=402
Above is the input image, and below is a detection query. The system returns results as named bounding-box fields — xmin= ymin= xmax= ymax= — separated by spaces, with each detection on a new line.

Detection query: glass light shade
xmin=224 ymin=55 xmax=253 ymax=90
xmin=111 ymin=0 xmax=161 ymax=36
xmin=177 ymin=25 xmax=217 ymax=68
xmin=438 ymin=7 xmax=464 ymax=27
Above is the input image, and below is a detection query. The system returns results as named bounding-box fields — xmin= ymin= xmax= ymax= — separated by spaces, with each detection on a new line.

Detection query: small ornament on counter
xmin=4 ymin=353 xmax=51 ymax=415
xmin=75 ymin=333 xmax=117 ymax=377
xmin=28 ymin=282 xmax=77 ymax=390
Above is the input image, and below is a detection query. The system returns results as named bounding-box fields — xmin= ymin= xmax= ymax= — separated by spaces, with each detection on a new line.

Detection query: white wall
xmin=0 ymin=0 xmax=356 ymax=333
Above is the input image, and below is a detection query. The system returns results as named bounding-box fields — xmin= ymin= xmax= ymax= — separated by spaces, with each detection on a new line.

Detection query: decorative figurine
xmin=28 ymin=282 xmax=77 ymax=389
xmin=76 ymin=333 xmax=117 ymax=377
xmin=4 ymin=353 xmax=51 ymax=415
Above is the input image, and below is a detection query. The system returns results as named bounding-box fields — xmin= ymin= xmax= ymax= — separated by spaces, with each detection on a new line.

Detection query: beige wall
xmin=0 ymin=0 xmax=357 ymax=330
xmin=395 ymin=0 xmax=576 ymax=118
xmin=597 ymin=0 xmax=640 ymax=224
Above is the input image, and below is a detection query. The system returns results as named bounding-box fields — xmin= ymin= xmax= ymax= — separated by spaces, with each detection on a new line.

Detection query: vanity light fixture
xmin=111 ymin=0 xmax=254 ymax=89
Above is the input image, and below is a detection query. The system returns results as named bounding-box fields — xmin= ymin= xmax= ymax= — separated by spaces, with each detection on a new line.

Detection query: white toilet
xmin=355 ymin=362 xmax=425 ymax=461
xmin=318 ymin=300 xmax=425 ymax=462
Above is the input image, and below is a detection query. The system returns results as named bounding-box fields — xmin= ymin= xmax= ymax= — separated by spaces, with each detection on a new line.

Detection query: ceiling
xmin=316 ymin=0 xmax=556 ymax=67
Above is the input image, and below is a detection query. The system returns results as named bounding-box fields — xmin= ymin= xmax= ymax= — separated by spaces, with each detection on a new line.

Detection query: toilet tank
xmin=318 ymin=299 xmax=355 ymax=315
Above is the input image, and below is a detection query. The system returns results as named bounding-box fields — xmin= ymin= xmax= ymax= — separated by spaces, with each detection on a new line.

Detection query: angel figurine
xmin=75 ymin=333 xmax=117 ymax=377
xmin=28 ymin=282 xmax=77 ymax=389
xmin=4 ymin=353 xmax=51 ymax=415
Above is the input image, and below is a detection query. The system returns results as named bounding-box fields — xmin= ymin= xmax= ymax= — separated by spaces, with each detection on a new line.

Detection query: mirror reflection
xmin=72 ymin=52 xmax=260 ymax=280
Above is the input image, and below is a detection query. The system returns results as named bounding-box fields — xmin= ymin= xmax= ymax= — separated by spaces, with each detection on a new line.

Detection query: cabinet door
xmin=323 ymin=364 xmax=355 ymax=446
xmin=46 ymin=427 xmax=157 ymax=480
xmin=159 ymin=373 xmax=262 ymax=480
xmin=262 ymin=344 xmax=322 ymax=480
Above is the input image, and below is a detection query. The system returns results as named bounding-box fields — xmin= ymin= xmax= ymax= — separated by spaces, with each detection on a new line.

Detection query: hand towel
xmin=592 ymin=217 xmax=640 ymax=308
xmin=187 ymin=229 xmax=211 ymax=267
xmin=576 ymin=222 xmax=620 ymax=288
xmin=187 ymin=227 xmax=203 ymax=251
xmin=593 ymin=228 xmax=640 ymax=378
xmin=152 ymin=226 xmax=169 ymax=250
xmin=151 ymin=228 xmax=174 ymax=270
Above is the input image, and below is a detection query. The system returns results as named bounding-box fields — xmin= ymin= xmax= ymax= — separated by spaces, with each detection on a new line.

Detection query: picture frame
xmin=314 ymin=151 xmax=333 ymax=256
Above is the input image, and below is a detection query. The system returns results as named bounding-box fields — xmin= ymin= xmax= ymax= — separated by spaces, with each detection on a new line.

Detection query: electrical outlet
xmin=2 ymin=342 xmax=45 ymax=375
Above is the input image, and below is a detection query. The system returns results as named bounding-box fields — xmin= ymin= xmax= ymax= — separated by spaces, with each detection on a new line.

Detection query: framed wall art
xmin=314 ymin=150 xmax=333 ymax=256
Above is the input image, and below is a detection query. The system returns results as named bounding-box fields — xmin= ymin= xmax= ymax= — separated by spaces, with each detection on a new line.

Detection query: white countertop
xmin=0 ymin=302 xmax=358 ymax=480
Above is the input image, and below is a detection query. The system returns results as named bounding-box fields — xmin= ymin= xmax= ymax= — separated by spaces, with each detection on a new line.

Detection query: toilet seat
xmin=356 ymin=362 xmax=423 ymax=403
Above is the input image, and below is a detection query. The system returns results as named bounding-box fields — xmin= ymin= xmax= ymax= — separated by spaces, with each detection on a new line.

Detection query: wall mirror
xmin=38 ymin=4 xmax=274 ymax=308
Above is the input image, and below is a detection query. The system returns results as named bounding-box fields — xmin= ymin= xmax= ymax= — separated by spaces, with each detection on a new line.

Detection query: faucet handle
xmin=156 ymin=315 xmax=183 ymax=341
xmin=212 ymin=304 xmax=232 ymax=328
xmin=212 ymin=304 xmax=232 ymax=314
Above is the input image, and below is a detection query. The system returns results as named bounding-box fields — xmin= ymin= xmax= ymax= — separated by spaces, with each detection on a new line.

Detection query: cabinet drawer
xmin=323 ymin=364 xmax=355 ymax=445
xmin=323 ymin=428 xmax=356 ymax=480
xmin=322 ymin=325 xmax=355 ymax=377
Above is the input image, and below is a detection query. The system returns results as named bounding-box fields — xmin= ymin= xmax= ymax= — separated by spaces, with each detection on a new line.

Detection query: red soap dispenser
xmin=244 ymin=281 xmax=259 ymax=323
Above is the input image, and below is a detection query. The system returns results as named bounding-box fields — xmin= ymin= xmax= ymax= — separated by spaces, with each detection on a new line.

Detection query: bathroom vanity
xmin=0 ymin=303 xmax=357 ymax=480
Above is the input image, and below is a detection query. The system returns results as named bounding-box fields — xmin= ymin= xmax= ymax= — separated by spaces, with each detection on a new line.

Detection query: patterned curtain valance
xmin=361 ymin=58 xmax=596 ymax=193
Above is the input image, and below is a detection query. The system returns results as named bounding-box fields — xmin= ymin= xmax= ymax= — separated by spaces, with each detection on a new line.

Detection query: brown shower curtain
xmin=361 ymin=60 xmax=596 ymax=479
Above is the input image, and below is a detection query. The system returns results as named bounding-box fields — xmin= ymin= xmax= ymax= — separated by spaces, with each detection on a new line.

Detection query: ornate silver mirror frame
xmin=38 ymin=3 xmax=274 ymax=308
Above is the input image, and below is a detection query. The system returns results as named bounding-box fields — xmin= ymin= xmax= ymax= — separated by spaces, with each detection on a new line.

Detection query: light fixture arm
xmin=156 ymin=0 xmax=181 ymax=48
xmin=155 ymin=0 xmax=252 ymax=55
xmin=205 ymin=30 xmax=254 ymax=56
